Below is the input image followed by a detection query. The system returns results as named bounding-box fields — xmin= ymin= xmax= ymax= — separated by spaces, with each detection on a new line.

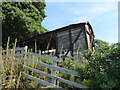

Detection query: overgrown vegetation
xmin=1 ymin=38 xmax=120 ymax=89
xmin=75 ymin=40 xmax=120 ymax=88
xmin=56 ymin=39 xmax=120 ymax=88
xmin=1 ymin=38 xmax=43 ymax=88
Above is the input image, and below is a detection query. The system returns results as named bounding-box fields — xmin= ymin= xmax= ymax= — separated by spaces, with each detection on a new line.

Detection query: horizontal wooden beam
xmin=23 ymin=73 xmax=55 ymax=86
xmin=2 ymin=47 xmax=25 ymax=53
xmin=23 ymin=65 xmax=88 ymax=88
xmin=2 ymin=59 xmax=23 ymax=62
xmin=26 ymin=52 xmax=60 ymax=62
xmin=2 ymin=53 xmax=24 ymax=58
xmin=24 ymin=59 xmax=79 ymax=77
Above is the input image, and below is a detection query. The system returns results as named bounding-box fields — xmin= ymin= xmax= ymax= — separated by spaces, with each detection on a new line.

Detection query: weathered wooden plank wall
xmin=57 ymin=25 xmax=87 ymax=57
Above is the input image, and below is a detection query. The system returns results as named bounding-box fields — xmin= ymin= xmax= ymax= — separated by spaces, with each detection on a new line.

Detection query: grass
xmin=2 ymin=37 xmax=119 ymax=88
xmin=1 ymin=38 xmax=43 ymax=88
xmin=1 ymin=37 xmax=86 ymax=89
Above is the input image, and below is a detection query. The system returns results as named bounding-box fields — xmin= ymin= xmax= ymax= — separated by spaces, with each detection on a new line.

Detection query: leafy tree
xmin=94 ymin=39 xmax=109 ymax=48
xmin=2 ymin=1 xmax=47 ymax=47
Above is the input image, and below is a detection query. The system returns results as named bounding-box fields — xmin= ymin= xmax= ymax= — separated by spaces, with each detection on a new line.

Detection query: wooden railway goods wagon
xmin=19 ymin=21 xmax=95 ymax=58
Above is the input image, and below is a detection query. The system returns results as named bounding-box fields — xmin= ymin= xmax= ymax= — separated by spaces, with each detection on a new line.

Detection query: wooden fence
xmin=0 ymin=48 xmax=2 ymax=90
xmin=2 ymin=46 xmax=88 ymax=88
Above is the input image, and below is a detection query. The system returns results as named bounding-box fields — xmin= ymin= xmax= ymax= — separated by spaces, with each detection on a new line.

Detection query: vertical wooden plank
xmin=39 ymin=50 xmax=41 ymax=54
xmin=35 ymin=39 xmax=37 ymax=53
xmin=41 ymin=50 xmax=43 ymax=55
xmin=84 ymin=23 xmax=89 ymax=49
xmin=85 ymin=23 xmax=93 ymax=49
xmin=55 ymin=32 xmax=58 ymax=57
xmin=69 ymin=29 xmax=73 ymax=57
xmin=51 ymin=61 xmax=57 ymax=85
xmin=88 ymin=23 xmax=95 ymax=50
xmin=54 ymin=32 xmax=59 ymax=85
xmin=86 ymin=24 xmax=92 ymax=49
xmin=24 ymin=46 xmax=28 ymax=65
xmin=47 ymin=36 xmax=52 ymax=51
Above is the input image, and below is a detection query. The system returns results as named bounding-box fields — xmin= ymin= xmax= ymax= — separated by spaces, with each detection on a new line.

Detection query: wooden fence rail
xmin=2 ymin=47 xmax=24 ymax=53
xmin=23 ymin=65 xmax=87 ymax=88
xmin=2 ymin=46 xmax=88 ymax=88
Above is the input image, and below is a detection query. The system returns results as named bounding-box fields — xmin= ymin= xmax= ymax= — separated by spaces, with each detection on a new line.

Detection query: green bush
xmin=76 ymin=43 xmax=120 ymax=88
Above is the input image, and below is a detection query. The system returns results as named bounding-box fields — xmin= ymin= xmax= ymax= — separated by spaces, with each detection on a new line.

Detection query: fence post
xmin=24 ymin=46 xmax=28 ymax=65
xmin=35 ymin=39 xmax=37 ymax=53
xmin=51 ymin=61 xmax=57 ymax=85
xmin=0 ymin=47 xmax=2 ymax=89
xmin=16 ymin=47 xmax=20 ymax=54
